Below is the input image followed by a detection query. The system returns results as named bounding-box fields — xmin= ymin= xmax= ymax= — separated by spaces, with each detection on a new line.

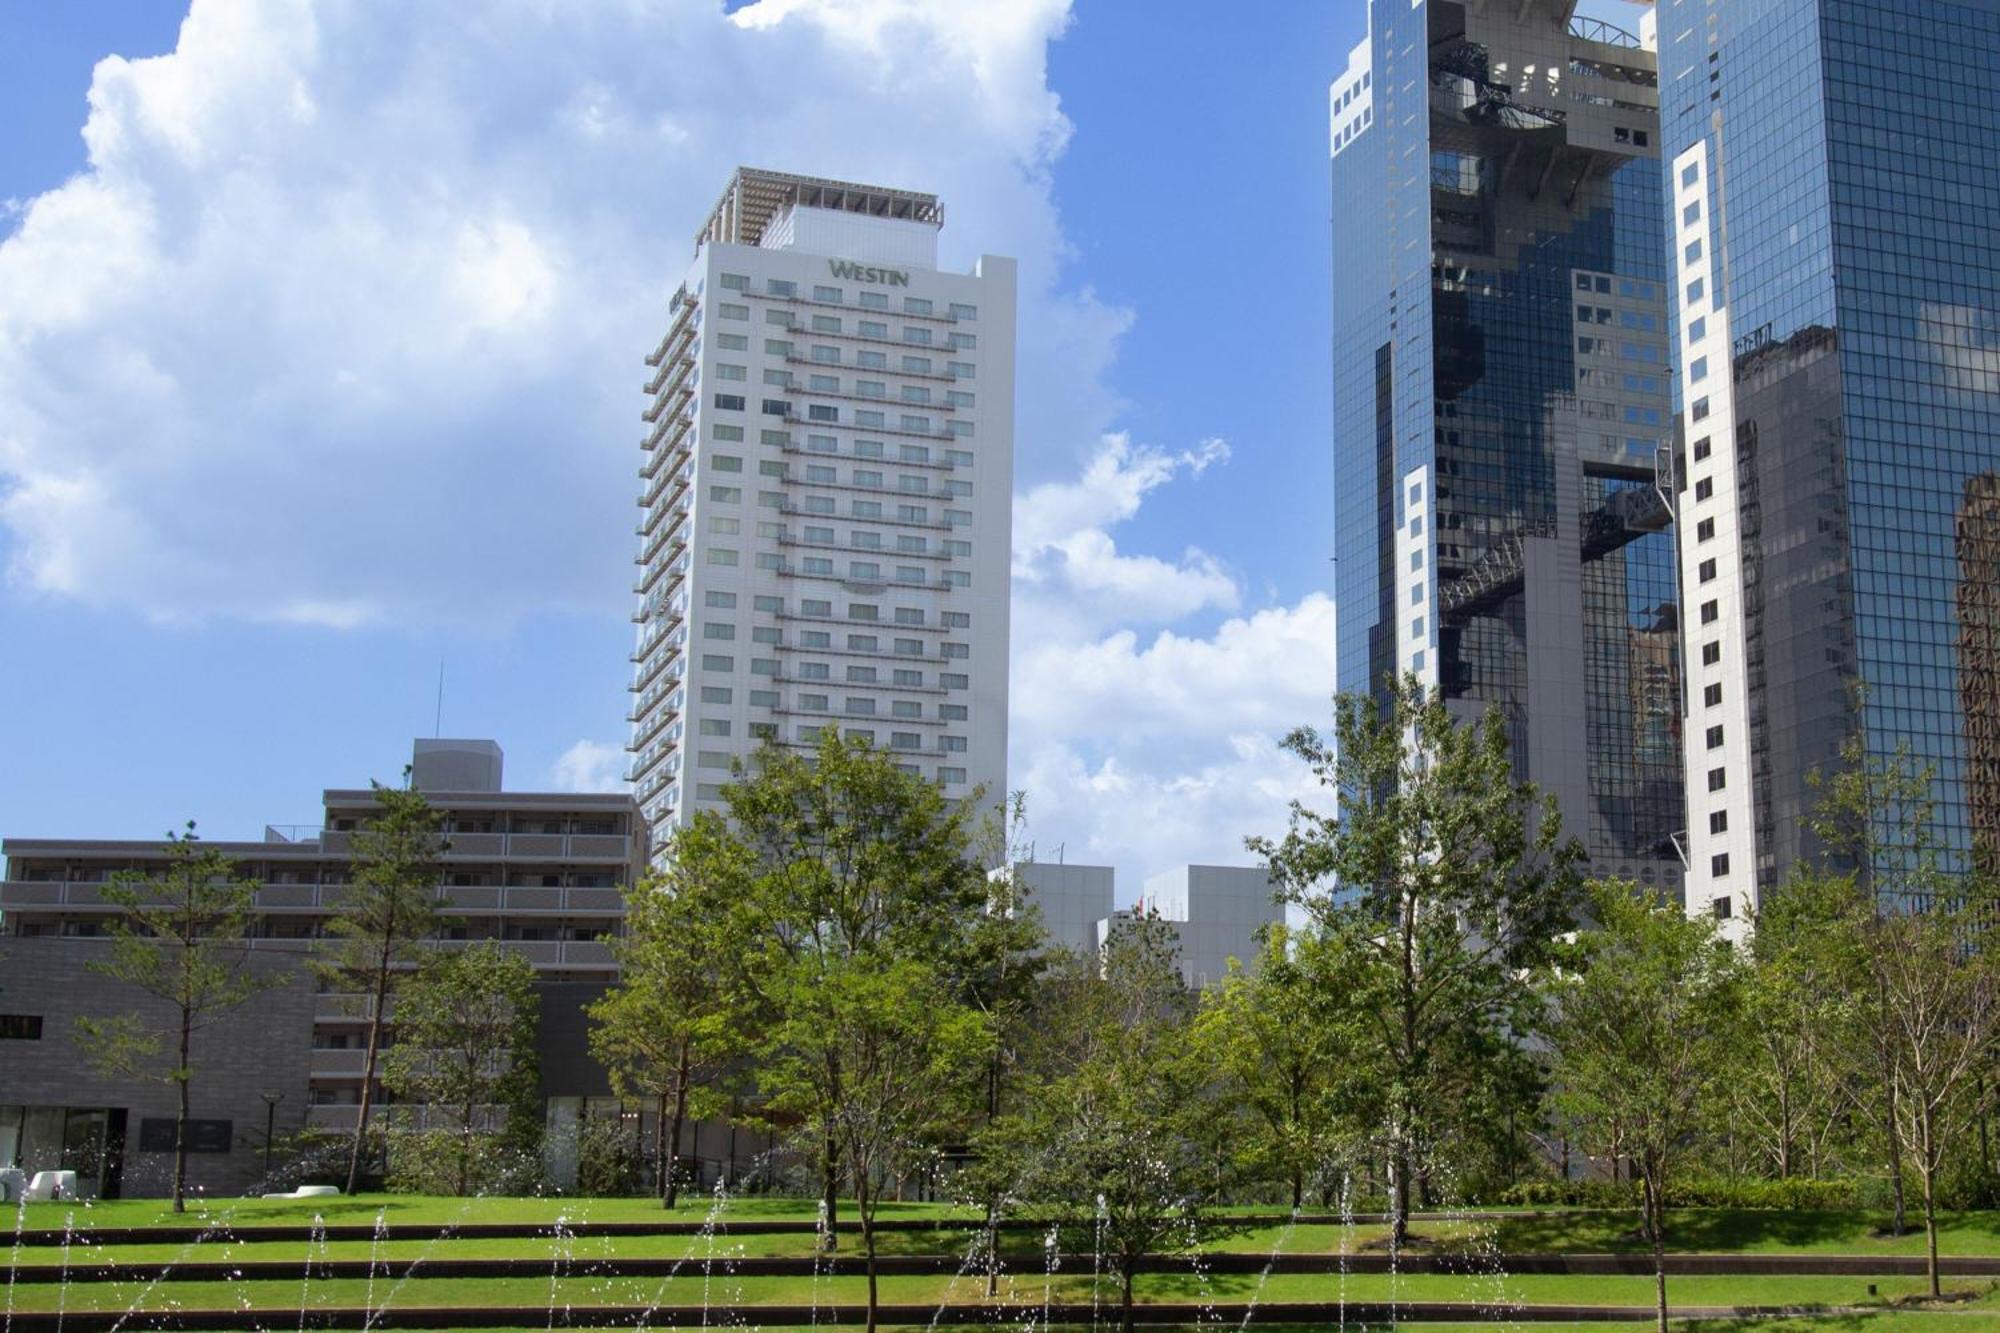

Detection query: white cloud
xmin=0 ymin=0 xmax=1111 ymax=626
xmin=550 ymin=740 xmax=626 ymax=795
xmin=1007 ymin=434 xmax=1337 ymax=895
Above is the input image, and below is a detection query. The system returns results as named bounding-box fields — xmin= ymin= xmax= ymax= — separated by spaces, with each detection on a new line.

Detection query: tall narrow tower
xmin=628 ymin=169 xmax=1016 ymax=848
xmin=1330 ymin=2 xmax=1684 ymax=895
xmin=1660 ymin=0 xmax=2000 ymax=921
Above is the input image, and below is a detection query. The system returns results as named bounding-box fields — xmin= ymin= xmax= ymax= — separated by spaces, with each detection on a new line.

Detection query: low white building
xmin=1009 ymin=861 xmax=1283 ymax=988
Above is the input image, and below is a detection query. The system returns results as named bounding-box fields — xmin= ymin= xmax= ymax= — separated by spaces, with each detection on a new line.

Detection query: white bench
xmin=25 ymin=1170 xmax=76 ymax=1201
xmin=259 ymin=1184 xmax=341 ymax=1199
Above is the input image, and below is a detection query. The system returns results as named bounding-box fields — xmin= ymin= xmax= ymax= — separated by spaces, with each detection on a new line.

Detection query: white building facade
xmin=629 ymin=170 xmax=1016 ymax=843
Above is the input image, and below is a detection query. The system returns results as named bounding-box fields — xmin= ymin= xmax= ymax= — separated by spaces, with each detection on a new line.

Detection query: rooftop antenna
xmin=434 ymin=657 xmax=445 ymax=738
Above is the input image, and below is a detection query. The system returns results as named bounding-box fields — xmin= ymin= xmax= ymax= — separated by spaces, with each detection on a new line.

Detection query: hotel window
xmin=948 ymin=361 xmax=974 ymax=379
xmin=942 ymin=612 xmax=970 ymax=628
xmin=857 ymin=410 xmax=886 ymax=428
xmin=858 ymin=350 xmax=887 ymax=369
xmin=892 ymin=700 xmax=921 ymax=718
xmin=895 ymin=607 xmax=925 ymax=625
xmin=1683 ymin=201 xmax=1701 ymax=225
xmin=811 ymin=345 xmax=839 ymax=363
xmin=894 ymin=669 xmax=923 ymax=687
xmin=806 ymin=464 xmax=835 ymax=483
xmin=939 ymin=767 xmax=967 ymax=785
xmin=1688 ymin=316 xmax=1706 ymax=341
xmin=1698 ymin=559 xmax=1717 ymax=583
xmin=719 ymin=303 xmax=748 ymax=320
xmin=808 ymin=405 xmax=837 ymax=422
xmin=860 ymin=320 xmax=888 ymax=337
xmin=905 ymin=297 xmax=933 ymax=315
xmin=941 ymin=704 xmax=968 ymax=721
xmin=1695 ymin=477 xmax=1714 ymax=501
xmin=803 ymin=598 xmax=832 ymax=615
xmin=1686 ymin=277 xmax=1705 ymax=303
xmin=1706 ymin=725 xmax=1724 ymax=750
xmin=1712 ymin=896 xmax=1732 ymax=921
xmin=720 ymin=273 xmax=749 ymax=290
xmin=1697 ymin=518 xmax=1715 ymax=541
xmin=708 ymin=485 xmax=740 ymax=503
xmin=1709 ymin=809 xmax=1728 ymax=834
xmin=812 ymin=315 xmax=840 ymax=333
xmin=765 ymin=339 xmax=793 ymax=357
xmin=1711 ymin=853 xmax=1731 ymax=878
xmin=809 ymin=374 xmax=838 ymax=393
xmin=1708 ymin=768 xmax=1727 ymax=792
xmin=1681 ymin=162 xmax=1699 ymax=187
xmin=767 ymin=279 xmax=795 ymax=298
xmin=1704 ymin=682 xmax=1723 ymax=707
xmin=949 ymin=332 xmax=976 ymax=350
xmin=1701 ymin=641 xmax=1721 ymax=666
xmin=1692 ymin=436 xmax=1711 ymax=461
xmin=716 ymin=333 xmax=748 ymax=351
xmin=766 ymin=309 xmax=794 ymax=326
xmin=714 ymin=393 xmax=746 ymax=411
xmin=814 ymin=286 xmax=842 ymax=303
xmin=903 ymin=326 xmax=933 ymax=345
xmin=949 ymin=303 xmax=977 ymax=321
xmin=860 ymin=291 xmax=888 ymax=310
xmin=707 ymin=549 xmax=738 ymax=567
xmin=715 ymin=363 xmax=747 ymax=381
xmin=705 ymin=590 xmax=736 ymax=608
xmin=807 ymin=433 xmax=836 ymax=452
xmin=700 ymin=718 xmax=731 ymax=737
xmin=1684 ymin=239 xmax=1703 ymax=264
xmin=1690 ymin=355 xmax=1708 ymax=381
xmin=892 ymin=732 xmax=921 ymax=750
xmin=702 ymin=654 xmax=734 ymax=672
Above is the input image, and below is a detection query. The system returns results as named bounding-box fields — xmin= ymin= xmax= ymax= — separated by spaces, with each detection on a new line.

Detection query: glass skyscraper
xmin=1331 ymin=0 xmax=1684 ymax=891
xmin=1659 ymin=0 xmax=2000 ymax=922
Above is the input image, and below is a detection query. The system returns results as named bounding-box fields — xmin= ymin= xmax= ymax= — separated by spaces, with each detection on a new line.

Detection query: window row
xmin=718 ymin=273 xmax=976 ymax=322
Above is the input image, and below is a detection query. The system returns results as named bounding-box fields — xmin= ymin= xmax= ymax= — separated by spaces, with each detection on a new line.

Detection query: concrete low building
xmin=1010 ymin=860 xmax=1284 ymax=988
xmin=0 ymin=739 xmax=646 ymax=1197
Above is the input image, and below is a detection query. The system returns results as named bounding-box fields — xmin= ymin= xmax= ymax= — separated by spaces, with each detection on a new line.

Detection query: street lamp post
xmin=259 ymin=1093 xmax=285 ymax=1184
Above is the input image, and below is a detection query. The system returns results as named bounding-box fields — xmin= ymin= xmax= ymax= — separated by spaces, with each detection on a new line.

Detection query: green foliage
xmin=72 ymin=822 xmax=272 ymax=1212
xmin=1248 ymin=675 xmax=1582 ymax=1240
xmin=1191 ymin=925 xmax=1368 ymax=1208
xmin=724 ymin=728 xmax=999 ymax=1329
xmin=1553 ymin=880 xmax=1744 ymax=1332
xmin=317 ymin=779 xmax=449 ymax=1195
xmin=589 ymin=813 xmax=748 ymax=1205
xmin=1002 ymin=914 xmax=1223 ymax=1333
xmin=379 ymin=941 xmax=541 ymax=1196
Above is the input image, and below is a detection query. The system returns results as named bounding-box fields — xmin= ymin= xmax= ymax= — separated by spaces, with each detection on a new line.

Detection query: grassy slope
xmin=0 ymin=1269 xmax=1976 ymax=1313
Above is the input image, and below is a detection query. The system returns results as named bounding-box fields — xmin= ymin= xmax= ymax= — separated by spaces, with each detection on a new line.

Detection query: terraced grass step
xmin=11 ymin=1252 xmax=2000 ymax=1284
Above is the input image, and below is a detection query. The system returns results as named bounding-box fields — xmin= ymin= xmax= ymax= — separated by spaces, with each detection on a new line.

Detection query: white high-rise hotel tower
xmin=628 ymin=168 xmax=1015 ymax=839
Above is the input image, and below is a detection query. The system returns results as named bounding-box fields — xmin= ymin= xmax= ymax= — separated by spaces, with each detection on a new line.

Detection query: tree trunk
xmin=1885 ymin=1068 xmax=1908 ymax=1236
xmin=665 ymin=1050 xmax=691 ymax=1210
xmin=347 ymin=951 xmax=395 ymax=1196
xmin=820 ymin=1122 xmax=840 ymax=1252
xmin=173 ymin=1005 xmax=192 ymax=1214
xmin=857 ymin=1165 xmax=879 ymax=1333
xmin=654 ymin=1092 xmax=670 ymax=1204
xmin=1647 ymin=1172 xmax=1668 ymax=1333
xmin=1120 ymin=1263 xmax=1136 ymax=1333
xmin=1389 ymin=1142 xmax=1411 ymax=1247
xmin=1291 ymin=1168 xmax=1303 ymax=1212
xmin=984 ymin=1200 xmax=1001 ymax=1298
xmin=1921 ymin=1135 xmax=1942 ymax=1299
xmin=458 ymin=1094 xmax=475 ymax=1197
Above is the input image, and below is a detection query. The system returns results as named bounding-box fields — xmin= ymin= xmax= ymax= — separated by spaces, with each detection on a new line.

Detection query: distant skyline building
xmin=1330 ymin=1 xmax=1684 ymax=892
xmin=1659 ymin=0 xmax=2000 ymax=922
xmin=628 ymin=168 xmax=1015 ymax=848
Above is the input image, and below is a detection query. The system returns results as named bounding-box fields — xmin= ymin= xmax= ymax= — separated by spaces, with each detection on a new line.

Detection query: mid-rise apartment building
xmin=1331 ymin=1 xmax=1684 ymax=893
xmin=0 ymin=739 xmax=644 ymax=1196
xmin=629 ymin=169 xmax=1015 ymax=847
xmin=1657 ymin=0 xmax=2000 ymax=923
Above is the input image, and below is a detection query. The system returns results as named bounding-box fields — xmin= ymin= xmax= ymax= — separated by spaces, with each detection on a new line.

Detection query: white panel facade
xmin=1670 ymin=142 xmax=1756 ymax=936
xmin=629 ymin=182 xmax=1014 ymax=852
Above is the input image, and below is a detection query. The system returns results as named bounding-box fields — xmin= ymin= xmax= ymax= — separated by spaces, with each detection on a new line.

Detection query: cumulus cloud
xmin=0 ymin=0 xmax=1335 ymax=890
xmin=0 ymin=0 xmax=1110 ymax=626
xmin=550 ymin=740 xmax=626 ymax=795
xmin=1006 ymin=434 xmax=1337 ymax=894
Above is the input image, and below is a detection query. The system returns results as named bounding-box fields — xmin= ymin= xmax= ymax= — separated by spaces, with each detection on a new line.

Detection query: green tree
xmin=317 ymin=780 xmax=447 ymax=1195
xmin=726 ymin=728 xmax=997 ymax=1326
xmin=1735 ymin=872 xmax=1870 ymax=1180
xmin=1248 ymin=675 xmax=1582 ymax=1244
xmin=1553 ymin=880 xmax=1744 ymax=1333
xmin=589 ymin=812 xmax=748 ymax=1206
xmin=1192 ymin=925 xmax=1365 ymax=1208
xmin=1876 ymin=886 xmax=2000 ymax=1296
xmin=1013 ymin=914 xmax=1220 ymax=1333
xmin=378 ymin=940 xmax=540 ymax=1196
xmin=73 ymin=823 xmax=272 ymax=1213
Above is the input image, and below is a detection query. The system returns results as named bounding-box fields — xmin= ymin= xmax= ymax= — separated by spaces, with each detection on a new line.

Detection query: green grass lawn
xmin=0 ymin=1268 xmax=1975 ymax=1314
xmin=14 ymin=1207 xmax=2000 ymax=1266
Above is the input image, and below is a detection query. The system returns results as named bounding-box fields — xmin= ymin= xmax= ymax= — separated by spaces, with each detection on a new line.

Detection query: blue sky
xmin=0 ymin=0 xmax=1640 ymax=893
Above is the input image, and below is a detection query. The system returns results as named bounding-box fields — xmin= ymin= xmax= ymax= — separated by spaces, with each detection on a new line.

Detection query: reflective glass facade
xmin=1333 ymin=0 xmax=1684 ymax=889
xmin=1661 ymin=0 xmax=2000 ymax=898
